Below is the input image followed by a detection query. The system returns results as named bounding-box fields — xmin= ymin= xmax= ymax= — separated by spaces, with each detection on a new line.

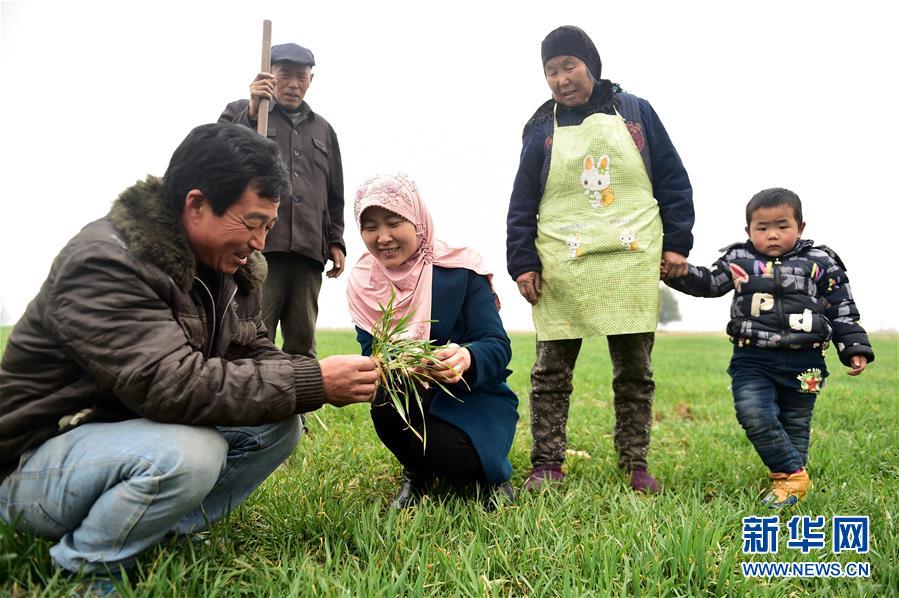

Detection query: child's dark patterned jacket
xmin=665 ymin=239 xmax=875 ymax=366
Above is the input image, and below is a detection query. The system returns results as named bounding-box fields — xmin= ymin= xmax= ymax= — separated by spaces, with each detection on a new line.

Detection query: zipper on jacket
xmin=773 ymin=258 xmax=784 ymax=338
xmin=194 ymin=276 xmax=216 ymax=357
xmin=194 ymin=276 xmax=237 ymax=357
xmin=219 ymin=288 xmax=238 ymax=346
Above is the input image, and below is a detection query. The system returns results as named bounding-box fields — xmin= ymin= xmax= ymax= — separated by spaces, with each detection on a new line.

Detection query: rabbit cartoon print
xmin=580 ymin=154 xmax=614 ymax=208
xmin=567 ymin=233 xmax=583 ymax=258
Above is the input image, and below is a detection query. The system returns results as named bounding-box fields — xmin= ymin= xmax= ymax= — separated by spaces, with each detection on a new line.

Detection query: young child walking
xmin=665 ymin=188 xmax=874 ymax=507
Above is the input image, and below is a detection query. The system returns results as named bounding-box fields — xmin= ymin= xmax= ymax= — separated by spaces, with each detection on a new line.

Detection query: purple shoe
xmin=630 ymin=468 xmax=661 ymax=494
xmin=524 ymin=465 xmax=564 ymax=491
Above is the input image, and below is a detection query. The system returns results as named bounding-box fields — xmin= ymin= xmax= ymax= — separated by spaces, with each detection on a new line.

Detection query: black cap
xmin=271 ymin=43 xmax=315 ymax=67
xmin=541 ymin=26 xmax=601 ymax=81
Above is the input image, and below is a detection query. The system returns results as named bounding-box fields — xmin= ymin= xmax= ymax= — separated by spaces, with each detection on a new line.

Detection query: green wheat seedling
xmin=370 ymin=290 xmax=464 ymax=450
xmin=2 ymin=329 xmax=896 ymax=595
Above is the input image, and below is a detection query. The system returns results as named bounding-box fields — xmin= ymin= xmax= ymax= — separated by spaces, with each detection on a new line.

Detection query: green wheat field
xmin=1 ymin=328 xmax=896 ymax=596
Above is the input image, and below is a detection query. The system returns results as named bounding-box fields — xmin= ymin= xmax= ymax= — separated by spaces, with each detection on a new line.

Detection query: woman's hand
xmin=516 ymin=271 xmax=542 ymax=305
xmin=428 ymin=343 xmax=471 ymax=385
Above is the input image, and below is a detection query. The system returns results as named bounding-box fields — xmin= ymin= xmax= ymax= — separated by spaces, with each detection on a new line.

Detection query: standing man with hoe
xmin=220 ymin=39 xmax=345 ymax=358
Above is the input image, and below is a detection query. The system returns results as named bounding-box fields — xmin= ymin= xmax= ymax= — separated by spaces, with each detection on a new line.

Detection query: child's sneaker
xmin=761 ymin=469 xmax=812 ymax=508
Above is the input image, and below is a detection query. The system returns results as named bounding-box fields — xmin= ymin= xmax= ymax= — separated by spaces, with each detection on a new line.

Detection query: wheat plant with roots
xmin=369 ymin=290 xmax=465 ymax=450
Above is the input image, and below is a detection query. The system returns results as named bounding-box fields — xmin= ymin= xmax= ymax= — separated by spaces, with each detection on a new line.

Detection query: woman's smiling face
xmin=360 ymin=206 xmax=419 ymax=268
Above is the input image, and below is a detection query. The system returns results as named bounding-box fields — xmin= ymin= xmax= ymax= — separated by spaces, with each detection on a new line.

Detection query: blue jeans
xmin=728 ymin=346 xmax=828 ymax=474
xmin=0 ymin=416 xmax=300 ymax=574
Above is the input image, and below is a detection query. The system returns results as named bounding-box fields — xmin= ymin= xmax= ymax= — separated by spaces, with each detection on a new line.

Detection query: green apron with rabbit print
xmin=533 ymin=106 xmax=662 ymax=340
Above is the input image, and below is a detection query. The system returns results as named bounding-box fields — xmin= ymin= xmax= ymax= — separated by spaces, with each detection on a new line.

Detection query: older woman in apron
xmin=506 ymin=26 xmax=695 ymax=493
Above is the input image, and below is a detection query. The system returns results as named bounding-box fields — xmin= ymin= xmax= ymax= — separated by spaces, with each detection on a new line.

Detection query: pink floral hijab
xmin=346 ymin=173 xmax=496 ymax=340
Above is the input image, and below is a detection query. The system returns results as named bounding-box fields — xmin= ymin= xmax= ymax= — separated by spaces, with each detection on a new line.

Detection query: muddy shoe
xmin=762 ymin=469 xmax=811 ymax=509
xmin=523 ymin=465 xmax=564 ymax=491
xmin=630 ymin=468 xmax=661 ymax=494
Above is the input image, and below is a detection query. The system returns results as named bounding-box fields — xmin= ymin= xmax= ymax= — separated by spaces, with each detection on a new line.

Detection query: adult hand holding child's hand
xmin=661 ymin=251 xmax=689 ymax=280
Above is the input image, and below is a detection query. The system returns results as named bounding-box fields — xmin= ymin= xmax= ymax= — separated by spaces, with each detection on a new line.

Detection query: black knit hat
xmin=541 ymin=26 xmax=601 ymax=80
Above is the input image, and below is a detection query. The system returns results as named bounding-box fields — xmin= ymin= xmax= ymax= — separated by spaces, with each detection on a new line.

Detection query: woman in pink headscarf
xmin=347 ymin=173 xmax=519 ymax=509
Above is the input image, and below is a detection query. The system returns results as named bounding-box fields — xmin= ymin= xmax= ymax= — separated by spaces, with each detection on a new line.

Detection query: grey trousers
xmin=529 ymin=332 xmax=656 ymax=471
xmin=261 ymin=253 xmax=323 ymax=358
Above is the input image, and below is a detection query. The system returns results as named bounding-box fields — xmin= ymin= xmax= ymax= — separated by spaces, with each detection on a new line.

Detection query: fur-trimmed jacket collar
xmin=0 ymin=179 xmax=327 ymax=484
xmin=107 ymin=176 xmax=267 ymax=292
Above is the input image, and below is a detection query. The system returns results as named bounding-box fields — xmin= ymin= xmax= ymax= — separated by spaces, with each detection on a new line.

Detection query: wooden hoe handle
xmin=257 ymin=20 xmax=272 ymax=135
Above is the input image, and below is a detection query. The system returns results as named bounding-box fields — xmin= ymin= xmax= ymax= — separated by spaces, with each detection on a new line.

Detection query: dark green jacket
xmin=0 ymin=177 xmax=324 ymax=481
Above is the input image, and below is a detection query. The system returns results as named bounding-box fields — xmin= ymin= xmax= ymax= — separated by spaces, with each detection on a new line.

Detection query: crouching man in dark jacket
xmin=0 ymin=123 xmax=378 ymax=575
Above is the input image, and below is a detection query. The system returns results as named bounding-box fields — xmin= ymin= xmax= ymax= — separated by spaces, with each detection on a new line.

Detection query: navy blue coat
xmin=356 ymin=267 xmax=519 ymax=483
xmin=506 ymin=80 xmax=694 ymax=280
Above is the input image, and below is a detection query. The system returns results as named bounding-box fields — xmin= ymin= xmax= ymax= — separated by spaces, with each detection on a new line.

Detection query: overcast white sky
xmin=2 ymin=1 xmax=897 ymax=332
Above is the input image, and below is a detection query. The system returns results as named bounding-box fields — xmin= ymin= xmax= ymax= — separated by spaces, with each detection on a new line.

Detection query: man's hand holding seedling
xmin=320 ymin=355 xmax=379 ymax=406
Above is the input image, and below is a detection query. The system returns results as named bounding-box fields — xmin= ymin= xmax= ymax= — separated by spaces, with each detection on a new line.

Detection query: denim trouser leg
xmin=170 ymin=416 xmax=301 ymax=534
xmin=729 ymin=347 xmax=822 ymax=474
xmin=0 ymin=416 xmax=300 ymax=573
xmin=776 ymin=389 xmax=817 ymax=467
xmin=732 ymin=374 xmax=804 ymax=473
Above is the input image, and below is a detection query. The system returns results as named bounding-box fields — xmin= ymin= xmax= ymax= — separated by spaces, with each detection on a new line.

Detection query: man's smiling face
xmin=183 ymin=185 xmax=279 ymax=273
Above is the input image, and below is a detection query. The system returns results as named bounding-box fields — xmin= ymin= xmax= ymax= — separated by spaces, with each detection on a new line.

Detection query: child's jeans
xmin=728 ymin=345 xmax=828 ymax=474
